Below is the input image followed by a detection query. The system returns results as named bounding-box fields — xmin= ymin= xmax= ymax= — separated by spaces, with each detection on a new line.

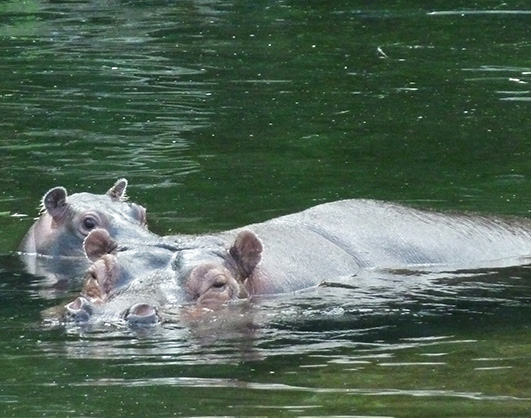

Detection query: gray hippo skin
xmin=19 ymin=178 xmax=155 ymax=258
xmin=64 ymin=199 xmax=531 ymax=325
xmin=64 ymin=229 xmax=247 ymax=325
xmin=19 ymin=179 xmax=161 ymax=294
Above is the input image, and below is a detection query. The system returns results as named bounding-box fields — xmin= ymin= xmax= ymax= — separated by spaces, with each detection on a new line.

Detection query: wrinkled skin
xmin=65 ymin=229 xmax=249 ymax=325
xmin=64 ymin=199 xmax=531 ymax=326
xmin=18 ymin=179 xmax=159 ymax=291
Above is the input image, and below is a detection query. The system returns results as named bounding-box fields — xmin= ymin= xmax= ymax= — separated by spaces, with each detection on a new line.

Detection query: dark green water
xmin=1 ymin=0 xmax=531 ymax=416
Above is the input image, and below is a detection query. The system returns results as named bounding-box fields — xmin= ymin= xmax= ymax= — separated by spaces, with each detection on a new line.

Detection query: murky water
xmin=1 ymin=1 xmax=531 ymax=416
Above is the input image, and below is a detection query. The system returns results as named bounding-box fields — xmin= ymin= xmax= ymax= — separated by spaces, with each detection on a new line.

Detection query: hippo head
xmin=65 ymin=228 xmax=173 ymax=325
xmin=19 ymin=179 xmax=152 ymax=257
xmin=65 ymin=229 xmax=259 ymax=326
xmin=172 ymin=230 xmax=263 ymax=303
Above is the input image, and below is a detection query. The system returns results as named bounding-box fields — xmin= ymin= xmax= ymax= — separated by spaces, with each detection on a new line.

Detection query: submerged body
xmin=63 ymin=199 xmax=531 ymax=325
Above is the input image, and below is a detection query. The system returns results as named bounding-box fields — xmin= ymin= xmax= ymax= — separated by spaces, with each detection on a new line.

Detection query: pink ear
xmin=229 ymin=230 xmax=263 ymax=277
xmin=83 ymin=228 xmax=118 ymax=261
xmin=43 ymin=187 xmax=68 ymax=221
xmin=106 ymin=178 xmax=128 ymax=200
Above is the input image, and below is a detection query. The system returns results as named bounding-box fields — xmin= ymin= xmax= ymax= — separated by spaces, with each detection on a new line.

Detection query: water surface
xmin=1 ymin=1 xmax=531 ymax=416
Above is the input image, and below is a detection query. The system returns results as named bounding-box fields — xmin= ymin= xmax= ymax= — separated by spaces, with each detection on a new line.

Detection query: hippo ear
xmin=106 ymin=178 xmax=128 ymax=200
xmin=83 ymin=228 xmax=118 ymax=261
xmin=229 ymin=230 xmax=263 ymax=277
xmin=43 ymin=187 xmax=68 ymax=221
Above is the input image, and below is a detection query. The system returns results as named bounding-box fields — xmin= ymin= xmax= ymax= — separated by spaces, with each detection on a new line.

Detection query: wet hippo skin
xmin=63 ymin=199 xmax=531 ymax=325
xmin=18 ymin=179 xmax=159 ymax=289
xmin=19 ymin=178 xmax=154 ymax=257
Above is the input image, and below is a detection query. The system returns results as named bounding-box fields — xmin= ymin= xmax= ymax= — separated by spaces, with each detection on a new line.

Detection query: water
xmin=1 ymin=0 xmax=531 ymax=416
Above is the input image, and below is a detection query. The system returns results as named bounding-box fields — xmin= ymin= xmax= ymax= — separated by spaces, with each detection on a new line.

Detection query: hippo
xmin=19 ymin=179 xmax=160 ymax=292
xmin=64 ymin=228 xmax=248 ymax=325
xmin=19 ymin=178 xmax=155 ymax=258
xmin=62 ymin=199 xmax=531 ymax=325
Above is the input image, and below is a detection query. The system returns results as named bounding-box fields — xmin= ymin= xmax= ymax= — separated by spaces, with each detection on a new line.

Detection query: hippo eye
xmin=211 ymin=277 xmax=226 ymax=289
xmin=82 ymin=216 xmax=98 ymax=231
xmin=78 ymin=212 xmax=105 ymax=236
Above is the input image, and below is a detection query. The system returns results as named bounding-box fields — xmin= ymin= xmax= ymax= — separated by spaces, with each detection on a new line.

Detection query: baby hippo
xmin=19 ymin=178 xmax=153 ymax=258
xmin=65 ymin=229 xmax=256 ymax=325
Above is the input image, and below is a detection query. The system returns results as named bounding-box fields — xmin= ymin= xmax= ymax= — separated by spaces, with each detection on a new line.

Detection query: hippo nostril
xmin=85 ymin=266 xmax=98 ymax=282
xmin=65 ymin=296 xmax=93 ymax=322
xmin=125 ymin=303 xmax=159 ymax=326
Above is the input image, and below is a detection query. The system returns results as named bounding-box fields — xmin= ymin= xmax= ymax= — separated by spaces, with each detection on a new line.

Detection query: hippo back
xmin=265 ymin=199 xmax=531 ymax=268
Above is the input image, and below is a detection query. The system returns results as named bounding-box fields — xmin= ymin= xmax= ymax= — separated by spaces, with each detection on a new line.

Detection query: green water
xmin=1 ymin=0 xmax=531 ymax=416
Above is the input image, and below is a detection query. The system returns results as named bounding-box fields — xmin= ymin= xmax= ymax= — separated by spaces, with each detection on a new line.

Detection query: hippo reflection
xmin=63 ymin=199 xmax=531 ymax=326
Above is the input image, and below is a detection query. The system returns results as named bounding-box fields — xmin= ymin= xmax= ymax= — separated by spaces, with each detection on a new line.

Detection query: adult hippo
xmin=62 ymin=199 xmax=531 ymax=325
xmin=64 ymin=228 xmax=244 ymax=325
xmin=19 ymin=178 xmax=154 ymax=257
xmin=19 ymin=179 xmax=159 ymax=292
